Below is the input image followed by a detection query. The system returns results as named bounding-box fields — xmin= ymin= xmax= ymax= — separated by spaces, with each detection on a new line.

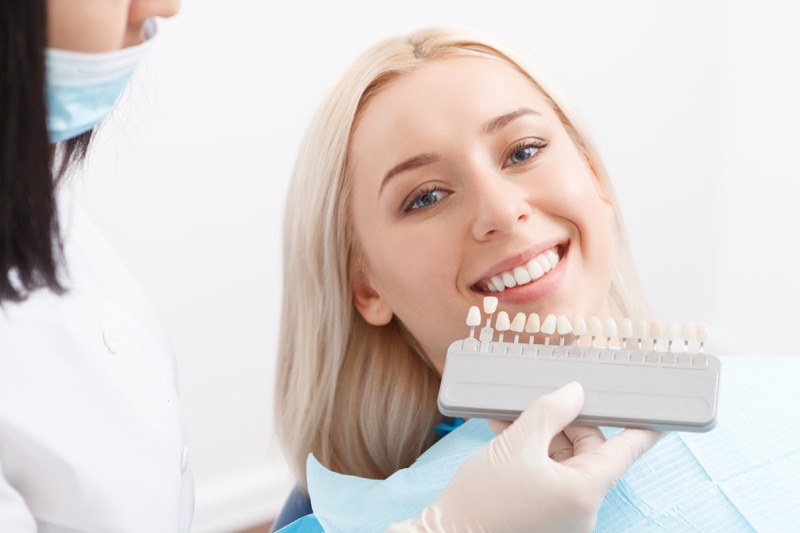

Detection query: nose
xmin=469 ymin=172 xmax=532 ymax=241
xmin=125 ymin=0 xmax=181 ymax=47
xmin=129 ymin=0 xmax=182 ymax=24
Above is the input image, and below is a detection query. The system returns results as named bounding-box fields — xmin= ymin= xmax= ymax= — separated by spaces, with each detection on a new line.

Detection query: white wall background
xmin=66 ymin=1 xmax=800 ymax=531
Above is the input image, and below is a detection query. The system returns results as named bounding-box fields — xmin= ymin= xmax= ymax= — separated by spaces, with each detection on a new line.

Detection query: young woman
xmin=0 ymin=1 xmax=191 ymax=531
xmin=273 ymin=25 xmax=660 ymax=531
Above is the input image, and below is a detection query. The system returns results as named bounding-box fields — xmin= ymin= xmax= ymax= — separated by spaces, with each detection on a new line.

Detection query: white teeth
xmin=502 ymin=272 xmax=517 ymax=288
xmin=513 ymin=266 xmax=531 ymax=285
xmin=490 ymin=276 xmax=505 ymax=292
xmin=535 ymin=255 xmax=551 ymax=274
xmin=546 ymin=250 xmax=559 ymax=269
xmin=527 ymin=259 xmax=545 ymax=281
xmin=482 ymin=248 xmax=562 ymax=292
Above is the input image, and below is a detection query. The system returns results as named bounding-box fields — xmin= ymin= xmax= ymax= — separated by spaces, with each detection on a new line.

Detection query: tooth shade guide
xmin=459 ymin=307 xmax=712 ymax=368
xmin=603 ymin=317 xmax=617 ymax=349
xmin=681 ymin=322 xmax=695 ymax=353
xmin=540 ymin=314 xmax=557 ymax=346
xmin=525 ymin=313 xmax=540 ymax=344
xmin=510 ymin=312 xmax=526 ymax=344
xmin=634 ymin=319 xmax=648 ymax=350
xmin=482 ymin=296 xmax=498 ymax=328
xmin=619 ymin=318 xmax=633 ymax=350
xmin=587 ymin=316 xmax=603 ymax=348
xmin=649 ymin=321 xmax=663 ymax=351
xmin=466 ymin=305 xmax=481 ymax=339
xmin=556 ymin=315 xmax=572 ymax=346
xmin=495 ymin=311 xmax=510 ymax=341
xmin=696 ymin=323 xmax=709 ymax=354
xmin=665 ymin=321 xmax=679 ymax=352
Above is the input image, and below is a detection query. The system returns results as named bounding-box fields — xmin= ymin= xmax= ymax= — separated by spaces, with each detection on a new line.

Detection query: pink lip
xmin=470 ymin=240 xmax=569 ymax=306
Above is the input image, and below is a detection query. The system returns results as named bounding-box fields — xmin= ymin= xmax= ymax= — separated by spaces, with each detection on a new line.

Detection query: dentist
xmin=0 ymin=1 xmax=191 ymax=531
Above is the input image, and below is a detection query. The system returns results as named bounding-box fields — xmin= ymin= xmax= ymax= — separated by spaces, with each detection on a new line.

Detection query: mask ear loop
xmin=143 ymin=18 xmax=158 ymax=41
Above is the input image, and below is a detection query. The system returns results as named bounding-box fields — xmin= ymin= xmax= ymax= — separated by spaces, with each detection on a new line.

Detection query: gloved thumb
xmin=486 ymin=381 xmax=586 ymax=465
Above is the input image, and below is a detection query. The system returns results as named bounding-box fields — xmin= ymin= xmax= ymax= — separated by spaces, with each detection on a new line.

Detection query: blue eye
xmin=505 ymin=139 xmax=547 ymax=167
xmin=508 ymin=146 xmax=537 ymax=164
xmin=404 ymin=188 xmax=449 ymax=212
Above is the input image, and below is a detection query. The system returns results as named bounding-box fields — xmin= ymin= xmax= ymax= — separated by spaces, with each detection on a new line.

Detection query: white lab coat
xmin=0 ymin=187 xmax=193 ymax=532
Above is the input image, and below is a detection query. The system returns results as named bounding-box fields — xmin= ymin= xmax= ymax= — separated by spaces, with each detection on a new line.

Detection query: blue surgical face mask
xmin=45 ymin=19 xmax=157 ymax=143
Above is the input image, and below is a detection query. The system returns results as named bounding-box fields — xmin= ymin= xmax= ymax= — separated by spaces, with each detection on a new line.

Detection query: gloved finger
xmin=562 ymin=424 xmax=606 ymax=457
xmin=573 ymin=428 xmax=665 ymax=487
xmin=548 ymin=431 xmax=575 ymax=462
xmin=486 ymin=418 xmax=512 ymax=436
xmin=504 ymin=381 xmax=586 ymax=458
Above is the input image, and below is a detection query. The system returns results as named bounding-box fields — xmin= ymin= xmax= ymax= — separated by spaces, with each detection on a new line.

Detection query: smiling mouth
xmin=475 ymin=245 xmax=564 ymax=293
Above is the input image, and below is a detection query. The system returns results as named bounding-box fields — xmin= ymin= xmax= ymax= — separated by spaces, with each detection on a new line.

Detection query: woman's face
xmin=349 ymin=56 xmax=616 ymax=372
xmin=47 ymin=0 xmax=180 ymax=52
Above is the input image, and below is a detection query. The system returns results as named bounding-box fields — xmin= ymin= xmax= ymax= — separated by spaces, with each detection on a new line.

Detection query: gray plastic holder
xmin=438 ymin=338 xmax=721 ymax=432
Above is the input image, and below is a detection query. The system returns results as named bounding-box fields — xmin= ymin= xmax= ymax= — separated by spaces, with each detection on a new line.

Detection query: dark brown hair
xmin=0 ymin=0 xmax=92 ymax=302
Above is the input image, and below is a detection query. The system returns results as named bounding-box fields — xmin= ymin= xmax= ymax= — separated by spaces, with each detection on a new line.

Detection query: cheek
xmin=365 ymin=224 xmax=457 ymax=295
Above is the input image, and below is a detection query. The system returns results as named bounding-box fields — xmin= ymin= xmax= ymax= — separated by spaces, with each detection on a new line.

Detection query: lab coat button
xmin=103 ymin=328 xmax=121 ymax=354
xmin=181 ymin=446 xmax=189 ymax=472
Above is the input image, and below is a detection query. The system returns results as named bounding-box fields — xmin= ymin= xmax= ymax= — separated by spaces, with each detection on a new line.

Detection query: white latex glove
xmin=387 ymin=381 xmax=663 ymax=533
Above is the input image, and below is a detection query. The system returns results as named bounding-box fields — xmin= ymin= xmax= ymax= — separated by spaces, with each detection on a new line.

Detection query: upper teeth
xmin=485 ymin=249 xmax=560 ymax=292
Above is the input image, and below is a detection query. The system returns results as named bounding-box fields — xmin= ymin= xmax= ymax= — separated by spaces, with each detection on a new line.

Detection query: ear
xmin=352 ymin=274 xmax=394 ymax=326
xmin=584 ymin=152 xmax=615 ymax=220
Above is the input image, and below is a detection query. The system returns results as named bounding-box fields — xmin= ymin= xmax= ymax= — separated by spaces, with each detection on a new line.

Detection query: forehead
xmin=351 ymin=56 xmax=556 ymax=149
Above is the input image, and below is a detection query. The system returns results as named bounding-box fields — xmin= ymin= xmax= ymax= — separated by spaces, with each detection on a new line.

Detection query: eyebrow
xmin=379 ymin=107 xmax=542 ymax=193
xmin=380 ymin=153 xmax=440 ymax=194
xmin=482 ymin=107 xmax=542 ymax=136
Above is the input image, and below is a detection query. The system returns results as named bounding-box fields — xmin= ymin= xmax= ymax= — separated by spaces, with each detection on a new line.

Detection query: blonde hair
xmin=275 ymin=25 xmax=650 ymax=490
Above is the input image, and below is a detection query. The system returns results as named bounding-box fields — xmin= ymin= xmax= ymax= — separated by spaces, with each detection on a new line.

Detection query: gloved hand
xmin=387 ymin=381 xmax=663 ymax=533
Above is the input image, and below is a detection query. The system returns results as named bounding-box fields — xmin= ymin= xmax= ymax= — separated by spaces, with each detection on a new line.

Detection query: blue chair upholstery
xmin=271 ymin=485 xmax=313 ymax=532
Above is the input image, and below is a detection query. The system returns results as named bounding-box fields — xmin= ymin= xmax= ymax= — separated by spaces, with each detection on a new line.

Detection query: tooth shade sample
xmin=525 ymin=313 xmax=540 ymax=333
xmin=510 ymin=312 xmax=526 ymax=333
xmin=635 ymin=319 xmax=649 ymax=339
xmin=556 ymin=315 xmax=572 ymax=335
xmin=588 ymin=316 xmax=603 ymax=337
xmin=649 ymin=321 xmax=663 ymax=339
xmin=603 ymin=317 xmax=617 ymax=338
xmin=571 ymin=316 xmax=587 ymax=336
xmin=483 ymin=296 xmax=498 ymax=314
xmin=495 ymin=311 xmax=510 ymax=331
xmin=681 ymin=322 xmax=696 ymax=342
xmin=696 ymin=323 xmax=710 ymax=343
xmin=666 ymin=321 xmax=679 ymax=341
xmin=466 ymin=306 xmax=481 ymax=327
xmin=541 ymin=314 xmax=557 ymax=335
xmin=619 ymin=318 xmax=633 ymax=339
